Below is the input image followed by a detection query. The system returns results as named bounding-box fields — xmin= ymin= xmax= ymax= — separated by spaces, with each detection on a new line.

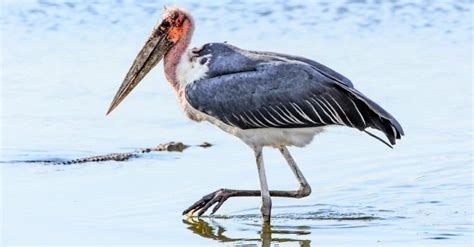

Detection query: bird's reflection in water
xmin=183 ymin=217 xmax=311 ymax=247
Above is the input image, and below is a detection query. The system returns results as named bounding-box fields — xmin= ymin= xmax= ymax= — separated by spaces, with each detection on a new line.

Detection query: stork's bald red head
xmin=158 ymin=8 xmax=192 ymax=43
xmin=106 ymin=7 xmax=193 ymax=115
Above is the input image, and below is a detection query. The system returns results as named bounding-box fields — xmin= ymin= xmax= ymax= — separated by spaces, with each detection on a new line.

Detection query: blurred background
xmin=1 ymin=0 xmax=472 ymax=246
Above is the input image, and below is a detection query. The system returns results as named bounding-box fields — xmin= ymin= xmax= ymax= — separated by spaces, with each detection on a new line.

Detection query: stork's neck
xmin=163 ymin=19 xmax=194 ymax=92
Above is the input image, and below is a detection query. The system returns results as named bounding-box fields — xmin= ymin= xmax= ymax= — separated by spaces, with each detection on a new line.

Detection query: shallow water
xmin=1 ymin=0 xmax=473 ymax=246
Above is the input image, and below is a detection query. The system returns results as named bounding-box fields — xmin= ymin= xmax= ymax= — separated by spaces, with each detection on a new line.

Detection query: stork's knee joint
xmin=296 ymin=185 xmax=312 ymax=198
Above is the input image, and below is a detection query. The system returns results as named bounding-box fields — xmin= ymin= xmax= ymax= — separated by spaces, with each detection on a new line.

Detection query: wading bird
xmin=106 ymin=7 xmax=404 ymax=222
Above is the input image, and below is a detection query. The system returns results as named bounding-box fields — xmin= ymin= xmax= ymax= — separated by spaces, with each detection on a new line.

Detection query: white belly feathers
xmin=184 ymin=101 xmax=324 ymax=148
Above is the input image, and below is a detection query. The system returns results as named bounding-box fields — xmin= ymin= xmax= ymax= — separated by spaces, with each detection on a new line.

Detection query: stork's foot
xmin=183 ymin=188 xmax=232 ymax=217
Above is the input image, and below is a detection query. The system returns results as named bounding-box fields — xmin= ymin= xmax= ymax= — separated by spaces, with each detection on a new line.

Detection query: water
xmin=1 ymin=0 xmax=472 ymax=246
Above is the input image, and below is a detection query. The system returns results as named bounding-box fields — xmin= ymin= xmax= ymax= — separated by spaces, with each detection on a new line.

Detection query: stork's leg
xmin=182 ymin=146 xmax=311 ymax=220
xmin=254 ymin=146 xmax=272 ymax=222
xmin=277 ymin=146 xmax=312 ymax=197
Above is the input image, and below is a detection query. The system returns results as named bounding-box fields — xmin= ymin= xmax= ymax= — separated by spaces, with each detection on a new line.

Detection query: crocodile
xmin=19 ymin=141 xmax=212 ymax=165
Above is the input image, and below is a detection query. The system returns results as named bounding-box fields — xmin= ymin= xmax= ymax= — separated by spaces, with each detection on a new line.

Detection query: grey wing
xmin=186 ymin=61 xmax=403 ymax=145
xmin=186 ymin=62 xmax=356 ymax=129
xmin=196 ymin=43 xmax=354 ymax=88
xmin=249 ymin=50 xmax=354 ymax=88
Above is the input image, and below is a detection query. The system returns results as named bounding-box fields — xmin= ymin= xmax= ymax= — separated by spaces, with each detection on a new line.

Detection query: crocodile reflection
xmin=183 ymin=218 xmax=311 ymax=247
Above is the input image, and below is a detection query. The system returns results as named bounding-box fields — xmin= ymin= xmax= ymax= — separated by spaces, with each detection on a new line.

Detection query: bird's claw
xmin=182 ymin=188 xmax=231 ymax=217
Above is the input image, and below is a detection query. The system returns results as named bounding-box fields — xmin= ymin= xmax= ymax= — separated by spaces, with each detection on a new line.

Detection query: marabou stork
xmin=106 ymin=7 xmax=404 ymax=222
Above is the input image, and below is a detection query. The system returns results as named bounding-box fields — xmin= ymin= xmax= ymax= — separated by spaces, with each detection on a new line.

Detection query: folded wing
xmin=186 ymin=53 xmax=403 ymax=145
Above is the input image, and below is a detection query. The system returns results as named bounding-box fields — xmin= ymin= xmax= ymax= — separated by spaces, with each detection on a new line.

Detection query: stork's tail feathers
xmin=364 ymin=108 xmax=404 ymax=146
xmin=346 ymin=88 xmax=404 ymax=147
xmin=363 ymin=130 xmax=393 ymax=148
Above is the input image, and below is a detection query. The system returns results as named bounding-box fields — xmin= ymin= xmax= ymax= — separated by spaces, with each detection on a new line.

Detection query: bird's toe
xmin=183 ymin=188 xmax=231 ymax=217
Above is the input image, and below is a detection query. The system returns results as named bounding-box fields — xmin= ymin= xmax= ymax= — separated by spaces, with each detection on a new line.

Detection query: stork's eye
xmin=171 ymin=12 xmax=179 ymax=19
xmin=161 ymin=20 xmax=170 ymax=29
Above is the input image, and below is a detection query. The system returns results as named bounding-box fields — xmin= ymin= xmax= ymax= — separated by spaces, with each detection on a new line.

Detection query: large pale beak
xmin=106 ymin=27 xmax=173 ymax=115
